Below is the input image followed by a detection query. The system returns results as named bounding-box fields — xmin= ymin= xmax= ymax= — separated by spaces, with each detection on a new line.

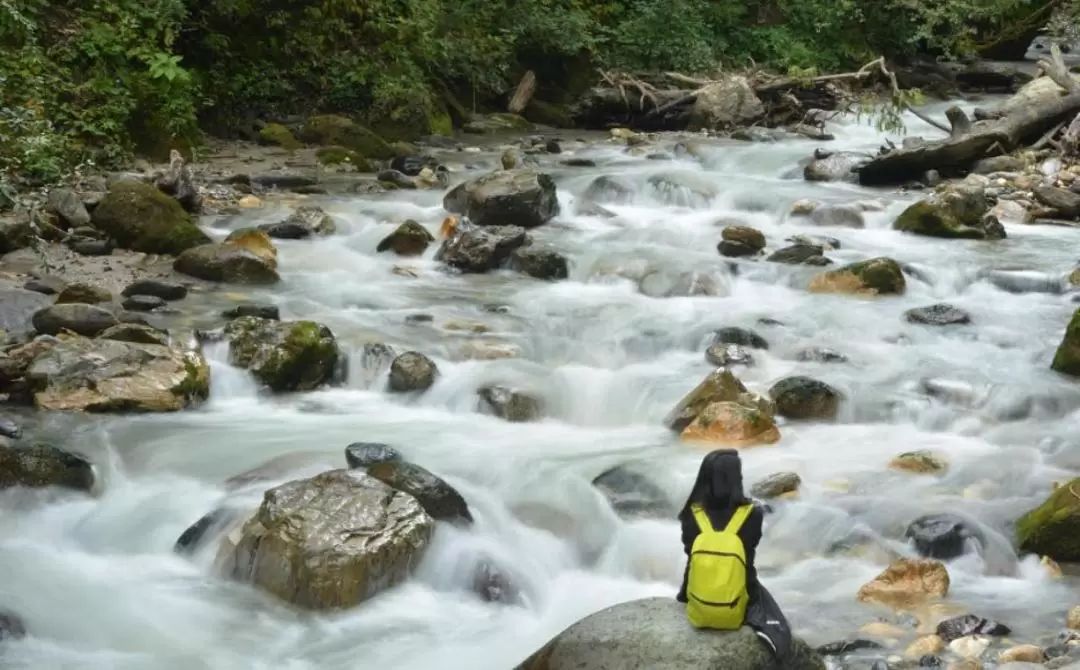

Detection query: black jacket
xmin=675 ymin=502 xmax=763 ymax=605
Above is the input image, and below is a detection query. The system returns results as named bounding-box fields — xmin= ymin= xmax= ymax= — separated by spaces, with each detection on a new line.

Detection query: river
xmin=2 ymin=99 xmax=1080 ymax=669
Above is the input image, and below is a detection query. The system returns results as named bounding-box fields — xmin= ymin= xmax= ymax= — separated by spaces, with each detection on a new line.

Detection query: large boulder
xmin=223 ymin=469 xmax=433 ymax=610
xmin=90 ymin=180 xmax=211 ymax=254
xmin=680 ymin=401 xmax=781 ymax=448
xmin=25 ymin=335 xmax=210 ymax=412
xmin=443 ymin=170 xmax=559 ymax=228
xmin=0 ymin=442 xmax=95 ymax=491
xmin=514 ymin=597 xmax=825 ymax=670
xmin=299 ymin=115 xmax=395 ymax=160
xmin=0 ymin=288 xmax=51 ymax=339
xmin=388 ymin=351 xmax=438 ymax=393
xmin=856 ymin=558 xmax=950 ymax=610
xmin=436 ymin=225 xmax=528 ymax=273
xmin=1052 ymin=309 xmax=1080 ymax=377
xmin=224 ymin=316 xmax=341 ymax=392
xmin=1015 ymin=478 xmax=1080 ymax=561
xmin=808 ymin=257 xmax=906 ymax=296
xmin=687 ymin=77 xmax=765 ymax=130
xmin=893 ymin=185 xmax=1004 ymax=240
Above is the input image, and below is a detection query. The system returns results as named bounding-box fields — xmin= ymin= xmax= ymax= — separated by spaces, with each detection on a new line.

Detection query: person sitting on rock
xmin=676 ymin=449 xmax=793 ymax=662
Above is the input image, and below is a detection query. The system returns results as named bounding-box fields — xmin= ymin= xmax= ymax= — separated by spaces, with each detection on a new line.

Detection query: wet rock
xmin=0 ymin=442 xmax=95 ymax=491
xmin=0 ymin=610 xmax=26 ymax=641
xmin=770 ymin=376 xmax=841 ymax=420
xmin=906 ymin=514 xmax=982 ymax=560
xmin=223 ymin=303 xmax=279 ymax=321
xmin=224 ymin=317 xmax=340 ymax=392
xmin=377 ymin=220 xmax=435 ymax=257
xmin=893 ymin=187 xmax=1004 ymax=240
xmin=259 ymin=206 xmax=336 ymax=239
xmin=794 ymin=347 xmax=848 ymax=363
xmin=933 ymin=614 xmax=1011 ymax=644
xmin=174 ymin=239 xmax=280 ymax=285
xmin=664 ymin=368 xmax=749 ymax=432
xmin=54 ymin=283 xmax=112 ymax=305
xmin=23 ymin=277 xmax=66 ymax=295
xmin=436 ymin=224 xmax=528 ymax=273
xmin=345 ymin=442 xmax=403 ymax=469
xmin=889 ymin=450 xmax=947 ymax=474
xmin=377 ymin=169 xmax=416 ymax=189
xmin=804 ymin=151 xmax=870 ymax=183
xmin=809 ymin=257 xmax=906 ymax=296
xmin=591 ymin=465 xmax=671 ymax=518
xmin=26 ymin=335 xmax=209 ymax=412
xmin=856 ymin=558 xmax=950 ymax=609
xmin=478 ymin=385 xmax=541 ymax=422
xmin=0 ymin=418 xmax=21 ymax=440
xmin=47 ymin=188 xmax=91 ymax=227
xmin=364 ymin=459 xmax=472 ymax=525
xmin=1051 ymin=309 xmax=1080 ymax=376
xmin=750 ymin=472 xmax=801 ymax=499
xmin=388 ymin=351 xmax=438 ymax=393
xmin=768 ymin=244 xmax=832 ymax=266
xmin=390 ymin=155 xmax=437 ymax=176
xmin=507 ymin=244 xmax=569 ymax=281
xmin=680 ymin=401 xmax=781 ymax=448
xmin=32 ymin=303 xmax=118 ymax=337
xmin=90 ymin=180 xmax=210 ymax=254
xmin=717 ymin=225 xmax=766 ymax=258
xmin=514 ymin=597 xmax=825 ymax=670
xmin=224 ymin=469 xmax=433 ymax=610
xmin=808 ymin=205 xmax=865 ymax=228
xmin=907 ymin=635 xmax=945 ymax=658
xmin=581 ymin=175 xmax=635 ymax=205
xmin=905 ymin=304 xmax=972 ymax=326
xmin=471 ymin=559 xmax=522 ymax=605
xmin=121 ymin=279 xmax=187 ymax=302
xmin=0 ymin=289 xmax=53 ymax=338
xmin=355 ymin=341 xmax=396 ymax=387
xmin=443 ymin=169 xmax=559 ymax=228
xmin=121 ymin=294 xmax=166 ymax=312
xmin=1015 ymin=478 xmax=1080 ymax=561
xmin=299 ymin=115 xmax=394 ymax=159
xmin=999 ymin=645 xmax=1045 ymax=664
xmin=710 ymin=327 xmax=768 ymax=350
xmin=175 ymin=507 xmax=243 ymax=554
xmin=98 ymin=323 xmax=169 ymax=346
xmin=705 ymin=343 xmax=754 ymax=367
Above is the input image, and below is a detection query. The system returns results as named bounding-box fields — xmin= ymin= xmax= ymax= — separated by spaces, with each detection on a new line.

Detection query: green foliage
xmin=0 ymin=0 xmax=1068 ymax=182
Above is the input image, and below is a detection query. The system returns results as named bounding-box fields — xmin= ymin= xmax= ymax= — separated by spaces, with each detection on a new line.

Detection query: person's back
xmin=675 ymin=449 xmax=791 ymax=661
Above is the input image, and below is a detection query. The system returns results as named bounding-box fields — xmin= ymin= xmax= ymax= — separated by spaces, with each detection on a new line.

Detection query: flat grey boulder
xmin=515 ymin=597 xmax=824 ymax=670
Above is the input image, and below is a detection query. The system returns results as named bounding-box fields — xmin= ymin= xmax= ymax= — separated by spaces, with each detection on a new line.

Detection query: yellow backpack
xmin=686 ymin=503 xmax=752 ymax=630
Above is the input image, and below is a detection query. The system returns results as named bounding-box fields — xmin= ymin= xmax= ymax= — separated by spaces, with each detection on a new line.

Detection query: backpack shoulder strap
xmin=691 ymin=504 xmax=714 ymax=533
xmin=722 ymin=504 xmax=753 ymax=534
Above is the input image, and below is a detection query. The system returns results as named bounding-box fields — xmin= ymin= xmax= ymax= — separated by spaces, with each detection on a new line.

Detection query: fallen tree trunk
xmin=857 ymin=44 xmax=1080 ymax=186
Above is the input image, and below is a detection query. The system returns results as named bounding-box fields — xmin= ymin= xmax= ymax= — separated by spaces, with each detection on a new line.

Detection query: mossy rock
xmin=893 ymin=192 xmax=999 ymax=240
xmin=258 ymin=123 xmax=301 ymax=151
xmin=315 ymin=146 xmax=374 ymax=171
xmin=91 ymin=180 xmax=210 ymax=255
xmin=225 ymin=316 xmax=341 ymax=392
xmin=300 ymin=115 xmax=394 ymax=160
xmin=525 ymin=100 xmax=574 ymax=128
xmin=1051 ymin=308 xmax=1080 ymax=376
xmin=808 ymin=257 xmax=906 ymax=296
xmin=1015 ymin=478 xmax=1080 ymax=561
xmin=368 ymin=101 xmax=453 ymax=142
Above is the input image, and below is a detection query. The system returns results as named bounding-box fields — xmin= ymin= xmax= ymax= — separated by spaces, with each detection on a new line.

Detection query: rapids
xmin=3 ymin=99 xmax=1080 ymax=669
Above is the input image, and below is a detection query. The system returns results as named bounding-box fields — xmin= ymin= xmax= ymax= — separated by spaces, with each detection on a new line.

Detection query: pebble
xmin=949 ymin=635 xmax=991 ymax=658
xmin=998 ymin=645 xmax=1045 ymax=664
xmin=907 ymin=634 xmax=945 ymax=658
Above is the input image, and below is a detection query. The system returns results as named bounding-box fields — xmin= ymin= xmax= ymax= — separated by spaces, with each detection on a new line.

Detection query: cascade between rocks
xmin=4 ymin=97 xmax=1080 ymax=670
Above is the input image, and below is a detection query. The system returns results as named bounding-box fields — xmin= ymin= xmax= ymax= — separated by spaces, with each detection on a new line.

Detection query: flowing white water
xmin=4 ymin=100 xmax=1080 ymax=669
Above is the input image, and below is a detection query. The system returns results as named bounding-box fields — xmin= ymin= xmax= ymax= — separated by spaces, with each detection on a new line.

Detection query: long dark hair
xmin=678 ymin=449 xmax=751 ymax=524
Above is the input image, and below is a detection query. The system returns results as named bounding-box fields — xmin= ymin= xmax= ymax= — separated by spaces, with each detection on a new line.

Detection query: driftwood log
xmin=857 ymin=45 xmax=1080 ymax=186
